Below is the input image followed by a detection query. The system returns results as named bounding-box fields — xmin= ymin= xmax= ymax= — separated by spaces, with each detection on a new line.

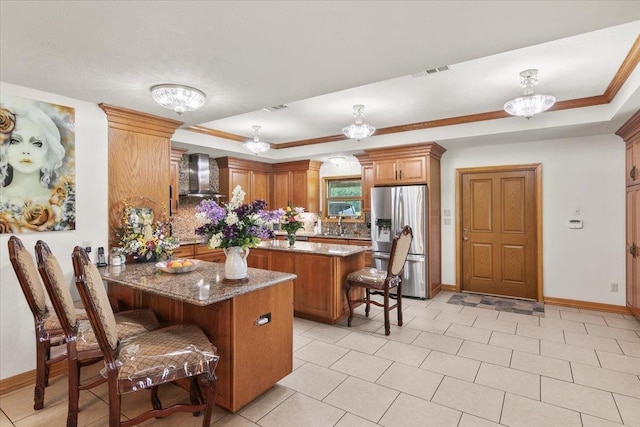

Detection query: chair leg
xmin=190 ymin=377 xmax=203 ymax=416
xmin=34 ymin=338 xmax=47 ymax=410
xmin=397 ymin=282 xmax=403 ymax=327
xmin=66 ymin=357 xmax=80 ymax=427
xmin=365 ymin=289 xmax=371 ymax=317
xmin=150 ymin=385 xmax=162 ymax=410
xmin=383 ymin=288 xmax=390 ymax=336
xmin=108 ymin=374 xmax=121 ymax=427
xmin=345 ymin=283 xmax=354 ymax=327
xmin=201 ymin=371 xmax=217 ymax=427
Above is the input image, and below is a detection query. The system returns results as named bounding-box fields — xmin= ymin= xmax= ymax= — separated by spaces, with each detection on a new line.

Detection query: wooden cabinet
xmin=194 ymin=245 xmax=225 ymax=263
xmin=272 ymin=160 xmax=321 ymax=211
xmin=362 ymin=143 xmax=446 ymax=299
xmin=170 ymin=148 xmax=186 ymax=214
xmin=172 ymin=244 xmax=195 ymax=259
xmin=308 ymin=237 xmax=371 ymax=267
xmin=355 ymin=154 xmax=374 ymax=212
xmin=216 ymin=157 xmax=272 ymax=206
xmin=617 ymin=111 xmax=640 ymax=321
xmin=100 ymin=105 xmax=183 ymax=246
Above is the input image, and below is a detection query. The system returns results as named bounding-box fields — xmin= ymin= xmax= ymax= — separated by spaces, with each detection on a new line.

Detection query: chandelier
xmin=342 ymin=104 xmax=375 ymax=141
xmin=243 ymin=125 xmax=270 ymax=155
xmin=150 ymin=84 xmax=206 ymax=115
xmin=503 ymin=69 xmax=556 ymax=119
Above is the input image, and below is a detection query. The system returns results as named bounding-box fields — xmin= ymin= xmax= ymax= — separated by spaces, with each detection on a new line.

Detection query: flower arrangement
xmin=118 ymin=201 xmax=179 ymax=261
xmin=195 ymin=185 xmax=282 ymax=249
xmin=280 ymin=205 xmax=305 ymax=235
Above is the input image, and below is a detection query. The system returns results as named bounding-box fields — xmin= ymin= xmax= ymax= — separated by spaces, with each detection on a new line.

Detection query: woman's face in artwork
xmin=6 ymin=118 xmax=48 ymax=175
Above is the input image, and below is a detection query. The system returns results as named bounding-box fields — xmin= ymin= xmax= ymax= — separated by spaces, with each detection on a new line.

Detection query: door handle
xmin=463 ymin=237 xmax=469 ymax=242
xmin=399 ymin=170 xmax=402 ymax=180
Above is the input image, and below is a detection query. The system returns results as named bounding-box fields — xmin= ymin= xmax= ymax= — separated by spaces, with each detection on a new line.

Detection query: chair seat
xmin=76 ymin=309 xmax=160 ymax=352
xmin=115 ymin=324 xmax=218 ymax=394
xmin=42 ymin=308 xmax=88 ymax=332
xmin=346 ymin=268 xmax=400 ymax=289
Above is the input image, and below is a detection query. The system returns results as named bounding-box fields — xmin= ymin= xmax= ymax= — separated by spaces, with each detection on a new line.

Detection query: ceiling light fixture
xmin=243 ymin=125 xmax=270 ymax=155
xmin=150 ymin=84 xmax=206 ymax=115
xmin=503 ymin=69 xmax=556 ymax=119
xmin=342 ymin=104 xmax=375 ymax=141
xmin=329 ymin=156 xmax=346 ymax=167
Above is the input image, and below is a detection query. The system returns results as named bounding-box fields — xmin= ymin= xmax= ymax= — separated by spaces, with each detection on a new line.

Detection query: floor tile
xmin=585 ymin=323 xmax=640 ymax=342
xmin=376 ymin=362 xmax=443 ymax=401
xmin=258 ymin=392 xmax=344 ymax=427
xmin=596 ymin=349 xmax=640 ymax=375
xmin=559 ymin=311 xmax=607 ymax=326
xmin=334 ymin=413 xmax=378 ymax=427
xmin=445 ymin=323 xmax=491 ymax=343
xmin=540 ymin=340 xmax=600 ymax=366
xmin=412 ymin=331 xmax=463 ymax=354
xmin=472 ymin=317 xmax=517 ymax=334
xmin=425 ymin=301 xmax=463 ymax=313
xmin=238 ymin=384 xmax=294 ymax=422
xmin=330 ymin=350 xmax=393 ymax=382
xmin=433 ymin=310 xmax=477 ymax=326
xmin=618 ymin=339 xmax=640 ymax=357
xmin=294 ymin=340 xmax=350 ymax=367
xmin=211 ymin=414 xmax=259 ymax=426
xmin=323 ymin=377 xmax=398 ymax=423
xmin=510 ymin=350 xmax=573 ymax=381
xmin=432 ymin=376 xmax=504 ymax=422
xmin=516 ymin=324 xmax=565 ymax=343
xmin=12 ymin=389 xmax=108 ymax=427
xmin=475 ymin=362 xmax=540 ymax=400
xmin=336 ymin=315 xmax=384 ymax=334
xmin=277 ymin=363 xmax=347 ymax=400
xmin=543 ymin=307 xmax=561 ymax=319
xmin=571 ymin=362 xmax=640 ymax=398
xmin=420 ymin=350 xmax=481 ymax=382
xmin=604 ymin=316 xmax=640 ymax=331
xmin=0 ymin=375 xmax=70 ymax=423
xmin=458 ymin=413 xmax=502 ymax=427
xmin=457 ymin=341 xmax=512 ymax=367
xmin=334 ymin=331 xmax=387 ymax=354
xmin=404 ymin=316 xmax=451 ymax=334
xmin=500 ymin=392 xmax=581 ymax=427
xmin=613 ymin=393 xmax=640 ymax=427
xmin=489 ymin=331 xmax=539 ymax=354
xmin=580 ymin=414 xmax=626 ymax=427
xmin=0 ymin=411 xmax=12 ymax=427
xmin=374 ymin=340 xmax=430 ymax=367
xmin=145 ymin=405 xmax=227 ymax=426
xmin=379 ymin=393 xmax=461 ymax=427
xmin=294 ymin=317 xmax=319 ymax=334
xmin=579 ymin=308 xmax=626 ymax=318
xmin=372 ymin=323 xmax=421 ymax=343
xmin=301 ymin=323 xmax=351 ymax=343
xmin=497 ymin=311 xmax=540 ymax=326
xmin=403 ymin=305 xmax=440 ymax=319
xmin=540 ymin=377 xmax=621 ymax=423
xmin=293 ymin=333 xmax=314 ymax=351
xmin=539 ymin=317 xmax=588 ymax=334
xmin=564 ymin=331 xmax=622 ymax=353
xmin=460 ymin=306 xmax=500 ymax=320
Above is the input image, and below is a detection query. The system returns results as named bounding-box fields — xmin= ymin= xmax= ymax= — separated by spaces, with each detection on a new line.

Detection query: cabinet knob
xmin=631 ymin=166 xmax=637 ymax=181
xmin=631 ymin=243 xmax=638 ymax=258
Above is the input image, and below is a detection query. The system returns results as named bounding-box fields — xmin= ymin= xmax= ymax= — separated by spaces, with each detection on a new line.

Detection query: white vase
xmin=223 ymin=246 xmax=249 ymax=280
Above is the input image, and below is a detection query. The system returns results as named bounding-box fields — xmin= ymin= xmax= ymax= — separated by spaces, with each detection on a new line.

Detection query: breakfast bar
xmin=100 ymin=261 xmax=296 ymax=413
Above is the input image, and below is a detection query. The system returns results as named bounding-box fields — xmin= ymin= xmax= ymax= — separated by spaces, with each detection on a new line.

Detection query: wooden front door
xmin=458 ymin=165 xmax=541 ymax=300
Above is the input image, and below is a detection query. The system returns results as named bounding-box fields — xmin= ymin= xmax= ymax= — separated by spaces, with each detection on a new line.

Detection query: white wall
xmin=0 ymin=82 xmax=109 ymax=380
xmin=440 ymin=134 xmax=626 ymax=305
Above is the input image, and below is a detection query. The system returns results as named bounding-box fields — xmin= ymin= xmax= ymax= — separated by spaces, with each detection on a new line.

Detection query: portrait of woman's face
xmin=6 ymin=118 xmax=48 ymax=175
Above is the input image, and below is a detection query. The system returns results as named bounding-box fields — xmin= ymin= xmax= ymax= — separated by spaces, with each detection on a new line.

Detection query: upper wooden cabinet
xmin=626 ymin=140 xmax=640 ymax=187
xmin=367 ymin=144 xmax=445 ymax=186
xmin=354 ymin=154 xmax=374 ymax=212
xmin=170 ymin=148 xmax=186 ymax=214
xmin=272 ymin=160 xmax=321 ymax=211
xmin=216 ymin=157 xmax=272 ymax=205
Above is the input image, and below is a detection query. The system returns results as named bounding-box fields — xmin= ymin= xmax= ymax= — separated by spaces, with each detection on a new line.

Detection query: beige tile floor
xmin=2 ymin=291 xmax=640 ymax=426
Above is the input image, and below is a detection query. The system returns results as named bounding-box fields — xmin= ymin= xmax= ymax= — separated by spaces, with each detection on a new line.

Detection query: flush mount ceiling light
xmin=150 ymin=84 xmax=206 ymax=115
xmin=342 ymin=104 xmax=375 ymax=141
xmin=503 ymin=69 xmax=556 ymax=119
xmin=243 ymin=125 xmax=270 ymax=155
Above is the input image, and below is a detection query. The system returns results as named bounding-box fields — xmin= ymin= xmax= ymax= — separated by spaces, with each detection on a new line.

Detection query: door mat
xmin=446 ymin=293 xmax=545 ymax=316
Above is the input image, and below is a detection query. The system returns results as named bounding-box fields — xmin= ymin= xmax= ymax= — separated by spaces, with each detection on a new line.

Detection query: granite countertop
xmin=99 ymin=262 xmax=296 ymax=306
xmin=256 ymin=240 xmax=370 ymax=256
xmin=176 ymin=233 xmax=372 ymax=246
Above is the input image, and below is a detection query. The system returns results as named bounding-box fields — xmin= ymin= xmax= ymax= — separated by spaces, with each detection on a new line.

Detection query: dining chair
xmin=72 ymin=246 xmax=219 ymax=427
xmin=35 ymin=240 xmax=160 ymax=427
xmin=7 ymin=235 xmax=79 ymax=410
xmin=344 ymin=225 xmax=413 ymax=335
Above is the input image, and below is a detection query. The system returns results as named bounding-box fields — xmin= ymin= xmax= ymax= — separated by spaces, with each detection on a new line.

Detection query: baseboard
xmin=543 ymin=297 xmax=631 ymax=315
xmin=0 ymin=361 xmax=66 ymax=396
xmin=440 ymin=284 xmax=457 ymax=292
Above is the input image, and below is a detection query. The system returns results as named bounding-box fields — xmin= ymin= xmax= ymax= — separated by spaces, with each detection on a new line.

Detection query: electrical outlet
xmin=82 ymin=240 xmax=92 ymax=249
xmin=611 ymin=283 xmax=618 ymax=292
xmin=572 ymin=207 xmax=580 ymax=216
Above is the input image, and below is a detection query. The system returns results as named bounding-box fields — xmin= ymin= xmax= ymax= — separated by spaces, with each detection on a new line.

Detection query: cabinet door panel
xmin=627 ymin=186 xmax=640 ymax=314
xmin=247 ymin=249 xmax=270 ymax=269
xmin=290 ymin=171 xmax=308 ymax=209
xmin=230 ymin=169 xmax=251 ymax=201
xmin=398 ymin=157 xmax=427 ymax=183
xmin=251 ymin=171 xmax=270 ymax=204
xmin=274 ymin=172 xmax=290 ymax=209
xmin=294 ymin=254 xmax=333 ymax=318
xmin=373 ymin=159 xmax=398 ymax=184
xmin=362 ymin=165 xmax=374 ymax=212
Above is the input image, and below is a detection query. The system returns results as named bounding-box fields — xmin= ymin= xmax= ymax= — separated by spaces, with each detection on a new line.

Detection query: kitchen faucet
xmin=338 ymin=215 xmax=345 ymax=236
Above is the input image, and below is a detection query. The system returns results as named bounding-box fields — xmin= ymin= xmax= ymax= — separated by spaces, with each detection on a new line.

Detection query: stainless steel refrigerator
xmin=370 ymin=185 xmax=428 ymax=299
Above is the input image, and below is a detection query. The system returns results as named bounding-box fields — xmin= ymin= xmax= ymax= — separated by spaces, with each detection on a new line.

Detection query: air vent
xmin=262 ymin=104 xmax=289 ymax=112
xmin=411 ymin=65 xmax=452 ymax=78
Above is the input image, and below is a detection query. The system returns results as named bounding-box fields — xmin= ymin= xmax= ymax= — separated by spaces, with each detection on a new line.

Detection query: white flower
xmin=226 ymin=212 xmax=239 ymax=226
xmin=228 ymin=185 xmax=245 ymax=209
xmin=208 ymin=232 xmax=223 ymax=248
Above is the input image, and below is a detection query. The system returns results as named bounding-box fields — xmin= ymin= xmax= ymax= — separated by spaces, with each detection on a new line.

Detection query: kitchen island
xmin=100 ymin=261 xmax=296 ymax=413
xmin=248 ymin=240 xmax=369 ymax=324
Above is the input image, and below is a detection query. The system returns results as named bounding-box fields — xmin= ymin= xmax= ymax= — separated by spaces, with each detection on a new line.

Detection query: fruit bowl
xmin=156 ymin=259 xmax=201 ymax=274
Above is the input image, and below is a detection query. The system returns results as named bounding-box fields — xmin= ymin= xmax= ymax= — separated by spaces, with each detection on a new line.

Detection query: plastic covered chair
xmin=35 ymin=240 xmax=160 ymax=427
xmin=7 ymin=235 xmax=83 ymax=410
xmin=345 ymin=225 xmax=413 ymax=336
xmin=72 ymin=246 xmax=219 ymax=427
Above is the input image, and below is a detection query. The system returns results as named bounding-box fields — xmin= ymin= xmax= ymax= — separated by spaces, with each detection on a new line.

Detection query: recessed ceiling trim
xmin=604 ymin=34 xmax=640 ymax=102
xmin=186 ymin=125 xmax=246 ymax=142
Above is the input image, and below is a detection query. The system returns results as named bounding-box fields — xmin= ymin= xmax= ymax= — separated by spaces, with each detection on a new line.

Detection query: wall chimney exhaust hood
xmin=184 ymin=153 xmax=225 ymax=199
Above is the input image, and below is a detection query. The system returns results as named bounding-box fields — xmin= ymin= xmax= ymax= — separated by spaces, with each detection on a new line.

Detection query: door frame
xmin=455 ymin=163 xmax=544 ymax=301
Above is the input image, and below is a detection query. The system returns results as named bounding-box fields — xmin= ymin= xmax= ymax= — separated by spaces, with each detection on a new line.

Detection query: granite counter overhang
xmin=255 ymin=240 xmax=370 ymax=256
xmin=99 ymin=262 xmax=296 ymax=306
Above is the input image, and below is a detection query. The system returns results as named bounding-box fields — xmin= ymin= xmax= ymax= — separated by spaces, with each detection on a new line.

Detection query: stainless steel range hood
xmin=183 ymin=153 xmax=225 ymax=199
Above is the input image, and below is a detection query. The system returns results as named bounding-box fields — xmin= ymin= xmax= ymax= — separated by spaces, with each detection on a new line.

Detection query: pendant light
xmin=243 ymin=125 xmax=270 ymax=155
xmin=342 ymin=104 xmax=375 ymax=141
xmin=503 ymin=69 xmax=556 ymax=119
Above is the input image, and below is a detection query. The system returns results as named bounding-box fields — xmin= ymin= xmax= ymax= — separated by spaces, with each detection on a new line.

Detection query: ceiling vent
xmin=411 ymin=65 xmax=452 ymax=78
xmin=262 ymin=104 xmax=289 ymax=112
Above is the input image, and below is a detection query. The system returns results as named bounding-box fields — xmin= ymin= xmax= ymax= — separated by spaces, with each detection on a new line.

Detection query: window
xmin=324 ymin=176 xmax=362 ymax=219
